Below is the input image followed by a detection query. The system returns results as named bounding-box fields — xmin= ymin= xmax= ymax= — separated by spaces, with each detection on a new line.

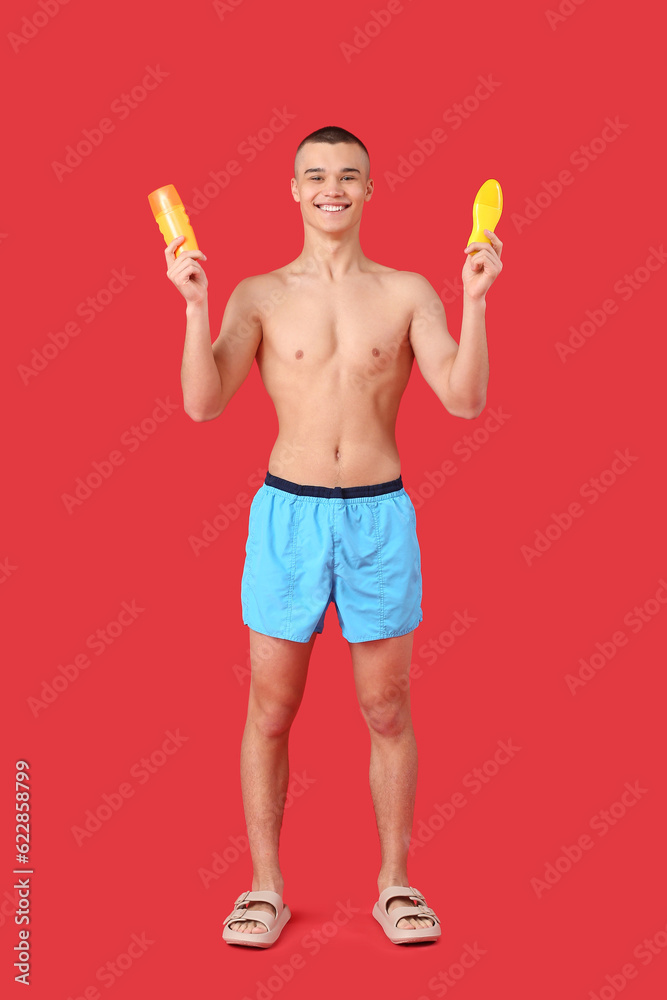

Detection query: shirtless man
xmin=166 ymin=125 xmax=503 ymax=947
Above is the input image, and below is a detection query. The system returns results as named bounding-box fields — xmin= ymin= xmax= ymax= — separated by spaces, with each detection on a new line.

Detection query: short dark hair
xmin=294 ymin=125 xmax=370 ymax=177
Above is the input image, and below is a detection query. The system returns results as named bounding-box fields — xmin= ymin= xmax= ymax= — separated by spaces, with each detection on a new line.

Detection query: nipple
xmin=295 ymin=350 xmax=304 ymax=359
xmin=467 ymin=179 xmax=503 ymax=254
xmin=372 ymin=348 xmax=380 ymax=357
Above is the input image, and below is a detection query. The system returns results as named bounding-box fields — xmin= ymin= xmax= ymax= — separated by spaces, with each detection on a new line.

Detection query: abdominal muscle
xmin=264 ymin=377 xmax=405 ymax=489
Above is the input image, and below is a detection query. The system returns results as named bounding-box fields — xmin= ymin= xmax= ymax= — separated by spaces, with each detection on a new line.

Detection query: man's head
xmin=294 ymin=125 xmax=370 ymax=180
xmin=292 ymin=125 xmax=373 ymax=229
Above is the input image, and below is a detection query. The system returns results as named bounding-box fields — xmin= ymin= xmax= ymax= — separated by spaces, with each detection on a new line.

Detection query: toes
xmin=395 ymin=915 xmax=434 ymax=930
xmin=236 ymin=920 xmax=259 ymax=933
xmin=230 ymin=919 xmax=260 ymax=933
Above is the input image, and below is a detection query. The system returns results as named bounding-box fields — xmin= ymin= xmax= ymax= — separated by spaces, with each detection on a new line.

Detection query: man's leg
xmin=349 ymin=630 xmax=434 ymax=931
xmin=229 ymin=626 xmax=318 ymax=934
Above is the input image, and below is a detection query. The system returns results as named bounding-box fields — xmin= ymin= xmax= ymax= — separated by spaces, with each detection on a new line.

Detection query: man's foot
xmin=222 ymin=887 xmax=292 ymax=948
xmin=229 ymin=900 xmax=277 ymax=934
xmin=377 ymin=880 xmax=437 ymax=930
xmin=373 ymin=884 xmax=441 ymax=944
xmin=229 ymin=880 xmax=284 ymax=934
xmin=387 ymin=894 xmax=435 ymax=930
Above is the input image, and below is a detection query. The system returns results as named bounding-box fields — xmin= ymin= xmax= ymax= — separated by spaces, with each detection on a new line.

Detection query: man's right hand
xmin=165 ymin=235 xmax=208 ymax=306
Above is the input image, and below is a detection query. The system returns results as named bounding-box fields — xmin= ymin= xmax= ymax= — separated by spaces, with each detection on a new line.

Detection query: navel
xmin=295 ymin=349 xmax=304 ymax=359
xmin=372 ymin=347 xmax=380 ymax=357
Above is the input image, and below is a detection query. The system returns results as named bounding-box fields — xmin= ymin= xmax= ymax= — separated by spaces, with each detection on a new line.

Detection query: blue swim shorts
xmin=241 ymin=471 xmax=423 ymax=643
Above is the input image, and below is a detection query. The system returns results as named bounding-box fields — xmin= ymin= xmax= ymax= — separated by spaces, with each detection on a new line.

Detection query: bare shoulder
xmin=224 ymin=270 xmax=285 ymax=319
xmin=384 ymin=267 xmax=436 ymax=290
xmin=234 ymin=264 xmax=304 ymax=298
xmin=229 ymin=271 xmax=279 ymax=297
xmin=373 ymin=266 xmax=440 ymax=309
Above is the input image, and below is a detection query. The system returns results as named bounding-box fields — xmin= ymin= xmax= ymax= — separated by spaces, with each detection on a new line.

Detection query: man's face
xmin=291 ymin=142 xmax=373 ymax=230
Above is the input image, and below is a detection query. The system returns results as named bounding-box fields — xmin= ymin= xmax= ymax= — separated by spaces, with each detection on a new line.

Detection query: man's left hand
xmin=462 ymin=229 xmax=503 ymax=300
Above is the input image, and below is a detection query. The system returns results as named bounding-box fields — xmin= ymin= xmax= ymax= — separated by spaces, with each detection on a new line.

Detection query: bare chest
xmin=258 ymin=279 xmax=414 ymax=373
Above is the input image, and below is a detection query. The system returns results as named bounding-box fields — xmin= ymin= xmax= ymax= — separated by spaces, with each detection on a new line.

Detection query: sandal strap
xmin=387 ymin=903 xmax=439 ymax=927
xmin=234 ymin=889 xmax=283 ymax=909
xmin=378 ymin=884 xmax=427 ymax=909
xmin=224 ymin=888 xmax=282 ymax=930
xmin=411 ymin=903 xmax=439 ymax=924
xmin=377 ymin=885 xmax=440 ymax=926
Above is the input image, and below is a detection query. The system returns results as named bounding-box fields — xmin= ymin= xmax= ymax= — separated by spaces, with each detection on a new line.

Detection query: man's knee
xmin=249 ymin=697 xmax=300 ymax=737
xmin=358 ymin=679 xmax=411 ymax=736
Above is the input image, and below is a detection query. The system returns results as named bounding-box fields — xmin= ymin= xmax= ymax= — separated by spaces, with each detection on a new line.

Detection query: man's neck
xmin=295 ymin=229 xmax=368 ymax=279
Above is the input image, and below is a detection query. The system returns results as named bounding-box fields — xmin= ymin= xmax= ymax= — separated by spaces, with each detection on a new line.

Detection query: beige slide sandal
xmin=373 ymin=885 xmax=441 ymax=944
xmin=222 ymin=889 xmax=291 ymax=948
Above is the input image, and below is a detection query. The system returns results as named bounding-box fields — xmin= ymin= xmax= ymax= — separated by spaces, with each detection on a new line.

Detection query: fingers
xmin=167 ymin=249 xmax=208 ymax=274
xmin=172 ymin=261 xmax=201 ymax=281
xmin=464 ymin=245 xmax=493 ymax=266
xmin=464 ymin=230 xmax=503 ymax=259
xmin=482 ymin=229 xmax=503 ymax=259
xmin=164 ymin=235 xmax=207 ymax=264
xmin=165 ymin=240 xmax=207 ymax=283
xmin=164 ymin=235 xmax=185 ymax=262
xmin=463 ymin=242 xmax=503 ymax=274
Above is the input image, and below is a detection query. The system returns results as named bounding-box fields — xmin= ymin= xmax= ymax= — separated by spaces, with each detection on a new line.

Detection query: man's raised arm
xmin=164 ymin=235 xmax=262 ymax=422
xmin=407 ymin=273 xmax=484 ymax=419
xmin=408 ymin=228 xmax=503 ymax=419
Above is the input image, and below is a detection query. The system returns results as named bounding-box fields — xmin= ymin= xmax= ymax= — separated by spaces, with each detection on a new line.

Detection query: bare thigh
xmin=247 ymin=628 xmax=318 ymax=733
xmin=349 ymin=631 xmax=415 ymax=733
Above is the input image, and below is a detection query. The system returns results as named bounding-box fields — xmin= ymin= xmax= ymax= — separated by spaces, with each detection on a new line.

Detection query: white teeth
xmin=317 ymin=205 xmax=348 ymax=212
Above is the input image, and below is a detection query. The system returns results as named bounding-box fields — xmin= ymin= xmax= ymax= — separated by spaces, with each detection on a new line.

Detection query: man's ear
xmin=365 ymin=177 xmax=374 ymax=201
xmin=291 ymin=177 xmax=300 ymax=202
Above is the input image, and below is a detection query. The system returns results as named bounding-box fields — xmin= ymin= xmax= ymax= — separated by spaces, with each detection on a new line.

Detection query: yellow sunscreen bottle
xmin=148 ymin=184 xmax=198 ymax=257
xmin=467 ymin=179 xmax=503 ymax=253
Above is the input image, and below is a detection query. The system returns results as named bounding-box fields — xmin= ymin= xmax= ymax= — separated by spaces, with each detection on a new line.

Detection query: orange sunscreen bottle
xmin=467 ymin=179 xmax=503 ymax=254
xmin=147 ymin=184 xmax=198 ymax=257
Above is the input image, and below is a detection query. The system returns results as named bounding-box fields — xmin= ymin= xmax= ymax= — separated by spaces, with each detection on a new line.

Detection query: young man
xmin=166 ymin=126 xmax=503 ymax=947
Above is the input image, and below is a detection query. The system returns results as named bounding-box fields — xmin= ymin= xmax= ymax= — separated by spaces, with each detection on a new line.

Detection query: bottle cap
xmin=147 ymin=184 xmax=184 ymax=217
xmin=474 ymin=179 xmax=503 ymax=210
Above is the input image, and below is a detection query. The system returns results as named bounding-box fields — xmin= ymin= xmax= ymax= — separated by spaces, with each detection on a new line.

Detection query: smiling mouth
xmin=315 ymin=204 xmax=350 ymax=212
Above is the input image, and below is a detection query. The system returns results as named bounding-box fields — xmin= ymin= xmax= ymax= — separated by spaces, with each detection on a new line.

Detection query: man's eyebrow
xmin=304 ymin=167 xmax=361 ymax=174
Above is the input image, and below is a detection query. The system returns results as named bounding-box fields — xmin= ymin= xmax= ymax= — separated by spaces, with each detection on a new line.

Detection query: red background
xmin=2 ymin=0 xmax=666 ymax=997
